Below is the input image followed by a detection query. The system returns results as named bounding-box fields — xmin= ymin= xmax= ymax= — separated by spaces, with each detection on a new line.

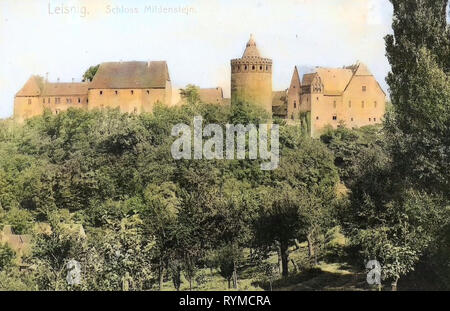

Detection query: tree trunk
xmin=276 ymin=242 xmax=282 ymax=274
xmin=158 ymin=262 xmax=163 ymax=290
xmin=290 ymin=259 xmax=298 ymax=273
xmin=232 ymin=260 xmax=238 ymax=289
xmin=227 ymin=278 xmax=231 ymax=289
xmin=391 ymin=278 xmax=399 ymax=291
xmin=280 ymin=241 xmax=289 ymax=277
xmin=307 ymin=233 xmax=315 ymax=264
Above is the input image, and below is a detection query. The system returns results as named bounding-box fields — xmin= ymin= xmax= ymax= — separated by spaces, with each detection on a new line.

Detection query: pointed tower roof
xmin=242 ymin=34 xmax=261 ymax=58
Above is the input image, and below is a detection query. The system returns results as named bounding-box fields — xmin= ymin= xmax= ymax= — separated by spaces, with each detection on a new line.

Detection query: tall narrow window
xmin=131 ymin=90 xmax=134 ymax=95
xmin=78 ymin=98 xmax=81 ymax=103
xmin=294 ymin=101 xmax=297 ymax=109
xmin=43 ymin=98 xmax=45 ymax=104
xmin=100 ymin=91 xmax=103 ymax=95
xmin=332 ymin=115 xmax=337 ymax=121
xmin=362 ymin=86 xmax=367 ymax=92
xmin=115 ymin=90 xmax=118 ymax=95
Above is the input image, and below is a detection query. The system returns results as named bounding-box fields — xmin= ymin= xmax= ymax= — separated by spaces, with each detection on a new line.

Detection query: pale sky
xmin=0 ymin=0 xmax=394 ymax=119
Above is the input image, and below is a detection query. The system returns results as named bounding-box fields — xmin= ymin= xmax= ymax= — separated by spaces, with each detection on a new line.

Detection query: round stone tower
xmin=231 ymin=34 xmax=272 ymax=115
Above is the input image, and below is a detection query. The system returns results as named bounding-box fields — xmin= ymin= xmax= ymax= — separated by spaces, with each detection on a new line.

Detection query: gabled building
xmin=282 ymin=62 xmax=386 ymax=136
xmin=88 ymin=61 xmax=172 ymax=114
xmin=14 ymin=61 xmax=172 ymax=122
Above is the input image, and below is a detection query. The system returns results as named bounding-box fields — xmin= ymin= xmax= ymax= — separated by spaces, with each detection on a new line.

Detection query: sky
xmin=0 ymin=0 xmax=394 ymax=119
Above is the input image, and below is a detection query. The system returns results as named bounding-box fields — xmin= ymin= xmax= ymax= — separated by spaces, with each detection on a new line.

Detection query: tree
xmin=0 ymin=243 xmax=15 ymax=271
xmin=254 ymin=185 xmax=301 ymax=277
xmin=385 ymin=0 xmax=450 ymax=194
xmin=180 ymin=84 xmax=201 ymax=105
xmin=82 ymin=65 xmax=100 ymax=82
xmin=341 ymin=145 xmax=449 ymax=290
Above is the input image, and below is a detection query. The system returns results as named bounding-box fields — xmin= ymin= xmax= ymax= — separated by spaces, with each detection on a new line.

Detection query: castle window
xmin=131 ymin=90 xmax=134 ymax=95
xmin=87 ymin=99 xmax=89 ymax=103
xmin=266 ymin=65 xmax=268 ymax=70
xmin=317 ymin=97 xmax=319 ymax=101
xmin=316 ymin=116 xmax=319 ymax=120
xmin=78 ymin=98 xmax=81 ymax=103
xmin=362 ymin=86 xmax=367 ymax=92
xmin=260 ymin=65 xmax=262 ymax=70
xmin=115 ymin=90 xmax=118 ymax=95
xmin=252 ymin=65 xmax=255 ymax=70
xmin=369 ymin=118 xmax=371 ymax=121
xmin=244 ymin=65 xmax=248 ymax=70
xmin=374 ymin=118 xmax=376 ymax=121
xmin=332 ymin=115 xmax=337 ymax=121
xmin=351 ymin=117 xmax=354 ymax=121
xmin=294 ymin=101 xmax=297 ymax=109
xmin=147 ymin=90 xmax=150 ymax=95
xmin=28 ymin=98 xmax=31 ymax=105
xmin=100 ymin=91 xmax=103 ymax=95
xmin=291 ymin=114 xmax=294 ymax=120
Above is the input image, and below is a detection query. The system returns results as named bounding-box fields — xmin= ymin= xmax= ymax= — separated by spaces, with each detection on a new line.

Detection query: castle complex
xmin=14 ymin=35 xmax=385 ymax=136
